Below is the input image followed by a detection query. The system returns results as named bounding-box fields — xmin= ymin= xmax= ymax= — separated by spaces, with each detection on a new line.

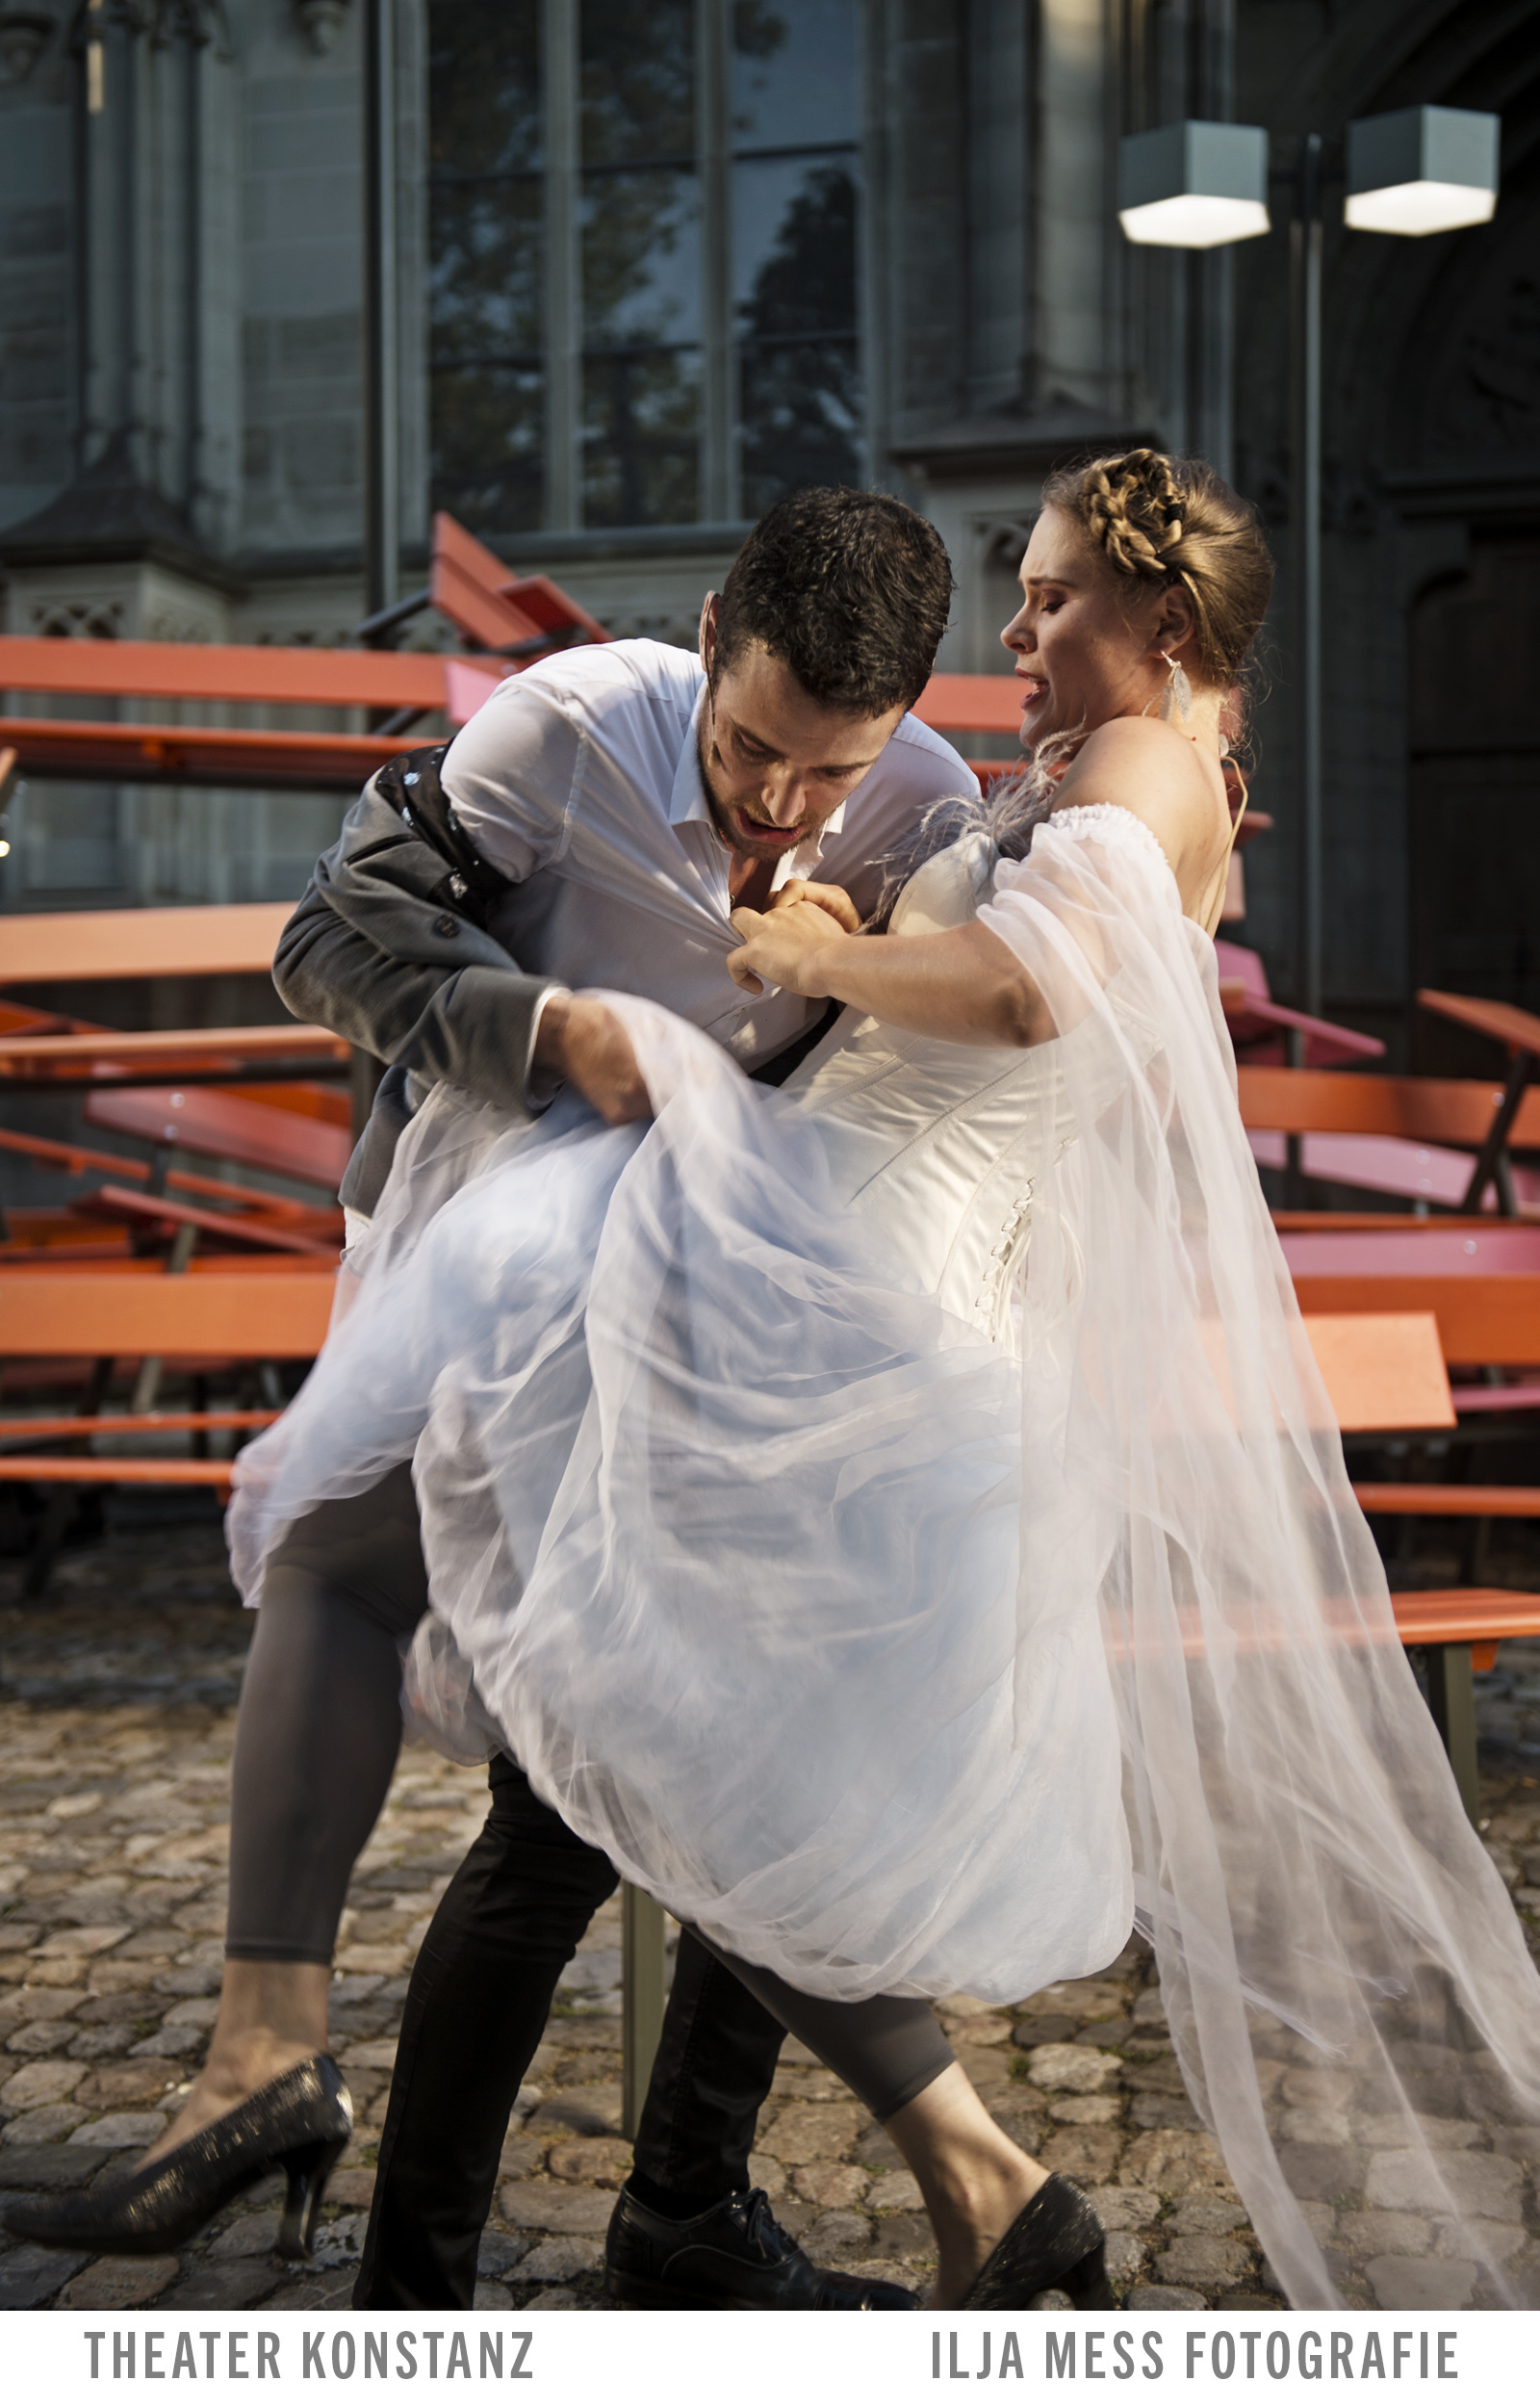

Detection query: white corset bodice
xmin=783 ymin=830 xmax=1074 ymax=1340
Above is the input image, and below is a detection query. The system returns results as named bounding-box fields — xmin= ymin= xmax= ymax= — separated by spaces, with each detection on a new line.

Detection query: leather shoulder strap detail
xmin=374 ymin=743 xmax=512 ymax=924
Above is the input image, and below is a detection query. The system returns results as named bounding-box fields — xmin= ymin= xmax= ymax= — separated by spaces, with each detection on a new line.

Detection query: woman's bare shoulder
xmin=1055 ymin=718 xmax=1227 ymax=909
xmin=1062 ymin=714 xmax=1213 ymax=800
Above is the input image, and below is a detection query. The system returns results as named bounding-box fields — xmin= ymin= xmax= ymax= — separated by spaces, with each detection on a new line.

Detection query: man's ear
xmin=699 ymin=591 xmax=721 ymax=674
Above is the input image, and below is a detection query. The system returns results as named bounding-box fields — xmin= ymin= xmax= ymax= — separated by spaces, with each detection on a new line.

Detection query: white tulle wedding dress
xmin=230 ymin=802 xmax=1540 ymax=2309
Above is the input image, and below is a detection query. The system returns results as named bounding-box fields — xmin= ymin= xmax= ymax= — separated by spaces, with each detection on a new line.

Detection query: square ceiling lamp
xmin=1117 ymin=120 xmax=1270 ymax=248
xmin=1345 ymin=105 xmax=1500 ymax=236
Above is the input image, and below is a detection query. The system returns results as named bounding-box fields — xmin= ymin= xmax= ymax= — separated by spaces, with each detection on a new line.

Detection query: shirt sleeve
xmin=441 ymin=672 xmax=584 ymax=884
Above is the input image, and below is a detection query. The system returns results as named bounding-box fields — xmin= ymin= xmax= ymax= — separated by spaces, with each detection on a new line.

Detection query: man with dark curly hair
xmin=230 ymin=488 xmax=978 ymax=2312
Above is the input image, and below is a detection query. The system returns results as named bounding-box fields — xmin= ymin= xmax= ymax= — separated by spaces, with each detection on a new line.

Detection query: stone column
xmin=963 ymin=0 xmax=1032 ymax=419
xmin=1029 ymin=0 xmax=1118 ymax=415
xmin=68 ymin=0 xmax=236 ymax=532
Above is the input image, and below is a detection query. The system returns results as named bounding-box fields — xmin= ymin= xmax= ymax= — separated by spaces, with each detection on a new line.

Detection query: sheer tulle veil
xmin=228 ymin=800 xmax=1540 ymax=2309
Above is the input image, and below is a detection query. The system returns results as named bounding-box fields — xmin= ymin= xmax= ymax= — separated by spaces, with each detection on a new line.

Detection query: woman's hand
xmin=770 ymin=878 xmax=862 ymax=934
xmin=728 ymin=898 xmax=850 ymax=997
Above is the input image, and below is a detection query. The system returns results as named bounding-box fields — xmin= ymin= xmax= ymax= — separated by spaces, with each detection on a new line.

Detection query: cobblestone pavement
xmin=4 ymin=1513 xmax=1540 ymax=2314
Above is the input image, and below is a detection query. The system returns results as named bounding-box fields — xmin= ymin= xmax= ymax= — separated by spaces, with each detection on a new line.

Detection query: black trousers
xmin=352 ymin=1752 xmax=786 ymax=2309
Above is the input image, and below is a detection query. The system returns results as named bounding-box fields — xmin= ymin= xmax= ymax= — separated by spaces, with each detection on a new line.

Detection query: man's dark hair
xmin=714 ymin=486 xmax=955 ymax=716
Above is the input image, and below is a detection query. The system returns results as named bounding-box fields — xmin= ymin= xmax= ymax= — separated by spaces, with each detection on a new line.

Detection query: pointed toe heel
xmin=0 ymin=2054 xmax=351 ymax=2260
xmin=961 ymin=2173 xmax=1118 ymax=2312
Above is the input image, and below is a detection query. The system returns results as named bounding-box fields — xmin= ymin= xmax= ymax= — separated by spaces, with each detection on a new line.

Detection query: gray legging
xmin=224 ymin=1466 xmax=954 ymax=2127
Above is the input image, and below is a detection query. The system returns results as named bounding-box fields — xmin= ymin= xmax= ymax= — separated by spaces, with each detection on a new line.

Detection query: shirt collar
xmin=669 ymin=685 xmax=848 ymax=890
xmin=668 ymin=685 xmax=716 ymax=829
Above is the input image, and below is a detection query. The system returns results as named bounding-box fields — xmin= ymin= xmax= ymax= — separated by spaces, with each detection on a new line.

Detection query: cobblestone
xmin=1366 ymin=2255 xmax=1476 ymax=2309
xmin=1127 ymin=2282 xmax=1206 ymax=2310
xmin=1154 ymin=2234 xmax=1256 ymax=2288
xmin=59 ymin=2255 xmax=180 ymax=2308
xmin=3 ymin=1523 xmax=1540 ymax=2312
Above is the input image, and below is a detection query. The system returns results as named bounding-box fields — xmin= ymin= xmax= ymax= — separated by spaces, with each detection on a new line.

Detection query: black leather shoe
xmin=1 ymin=2055 xmax=352 ymax=2261
xmin=604 ymin=2183 xmax=918 ymax=2310
xmin=959 ymin=2173 xmax=1117 ymax=2310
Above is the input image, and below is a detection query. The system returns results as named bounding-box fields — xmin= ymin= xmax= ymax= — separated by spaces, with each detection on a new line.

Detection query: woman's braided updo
xmin=1040 ymin=447 xmax=1273 ymax=688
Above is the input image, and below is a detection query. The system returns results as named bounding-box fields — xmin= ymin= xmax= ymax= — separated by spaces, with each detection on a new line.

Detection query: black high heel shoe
xmin=959 ymin=2173 xmax=1118 ymax=2310
xmin=0 ymin=2054 xmax=351 ymax=2261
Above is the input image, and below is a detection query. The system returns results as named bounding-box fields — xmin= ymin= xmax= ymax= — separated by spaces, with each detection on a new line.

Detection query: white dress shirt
xmin=443 ymin=639 xmax=981 ymax=1074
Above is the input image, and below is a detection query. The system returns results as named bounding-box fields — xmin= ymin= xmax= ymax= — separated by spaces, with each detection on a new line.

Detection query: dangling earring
xmin=1155 ymin=650 xmax=1194 ymax=722
xmin=1158 ymin=650 xmax=1193 ymax=724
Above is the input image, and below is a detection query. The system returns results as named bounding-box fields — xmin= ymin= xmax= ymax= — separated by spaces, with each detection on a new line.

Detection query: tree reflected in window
xmin=732 ymin=0 xmax=862 ymax=513
xmin=737 ymin=165 xmax=861 ymax=514
xmin=580 ymin=0 xmax=701 ymax=526
xmin=427 ymin=0 xmax=863 ymax=535
xmin=428 ymin=0 xmax=544 ymax=533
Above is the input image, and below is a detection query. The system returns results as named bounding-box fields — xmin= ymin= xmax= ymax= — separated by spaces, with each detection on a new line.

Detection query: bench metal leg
xmin=1460 ymin=1048 xmax=1533 ymax=1213
xmin=23 ymin=1487 xmax=78 ymax=1600
xmin=22 ymin=1355 xmax=115 ymax=1600
xmin=621 ymin=1882 xmax=667 ymax=2140
xmin=1423 ymin=1642 xmax=1480 ymax=1828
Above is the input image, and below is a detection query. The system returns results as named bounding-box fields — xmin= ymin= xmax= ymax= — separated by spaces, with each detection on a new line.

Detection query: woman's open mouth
xmin=1015 ymin=674 xmax=1049 ymax=710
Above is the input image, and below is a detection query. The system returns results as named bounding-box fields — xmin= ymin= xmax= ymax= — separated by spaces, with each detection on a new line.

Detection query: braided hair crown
xmin=1040 ymin=447 xmax=1274 ymax=688
xmin=1082 ymin=449 xmax=1189 ymax=580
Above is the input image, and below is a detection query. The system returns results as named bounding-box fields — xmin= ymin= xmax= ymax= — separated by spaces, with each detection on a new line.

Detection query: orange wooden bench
xmin=0 ymin=1128 xmax=342 ymax=1265
xmin=84 ymin=1088 xmax=351 ymax=1199
xmin=68 ymin=1184 xmax=336 ymax=1259
xmin=0 ymin=1268 xmax=334 ymax=1592
xmin=0 ymin=1410 xmax=278 ymax=1445
xmin=0 ymin=511 xmax=609 ymax=788
xmin=1418 ymin=989 xmax=1540 ymax=1213
xmin=364 ymin=511 xmax=612 ymax=664
xmin=0 ymin=531 xmax=1009 ymax=796
xmin=0 ymin=1022 xmax=349 ymax=1093
xmin=0 ymin=902 xmax=295 ymax=988
xmin=1288 ymin=1266 xmax=1540 ymax=1370
xmin=0 ymin=1411 xmax=280 ymax=1495
xmin=1285 ymin=1255 xmax=1540 ymax=1423
xmin=1301 ymin=1308 xmax=1540 ymax=1822
xmin=1 ymin=910 xmax=351 ymax=1260
xmin=1240 ymin=1063 xmax=1540 ymax=1215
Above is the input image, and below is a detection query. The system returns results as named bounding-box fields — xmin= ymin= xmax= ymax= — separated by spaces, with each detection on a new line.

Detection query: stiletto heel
xmin=0 ymin=2055 xmax=351 ymax=2260
xmin=276 ymin=2133 xmax=348 ymax=2259
xmin=959 ymin=2173 xmax=1118 ymax=2311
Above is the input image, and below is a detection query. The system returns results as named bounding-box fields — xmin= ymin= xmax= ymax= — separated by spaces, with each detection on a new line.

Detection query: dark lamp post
xmin=362 ymin=0 xmax=398 ymax=623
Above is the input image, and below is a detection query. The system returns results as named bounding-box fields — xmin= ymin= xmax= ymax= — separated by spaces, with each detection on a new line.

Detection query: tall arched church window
xmin=428 ymin=0 xmax=864 ymax=539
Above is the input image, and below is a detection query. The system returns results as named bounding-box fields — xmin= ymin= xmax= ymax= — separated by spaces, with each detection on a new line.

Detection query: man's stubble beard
xmin=696 ymin=719 xmax=835 ymax=864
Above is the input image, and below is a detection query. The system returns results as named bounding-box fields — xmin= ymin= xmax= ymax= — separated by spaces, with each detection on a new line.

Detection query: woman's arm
xmin=727 ymin=721 xmax=1227 ymax=1048
xmin=727 ymin=906 xmax=1052 ymax=1048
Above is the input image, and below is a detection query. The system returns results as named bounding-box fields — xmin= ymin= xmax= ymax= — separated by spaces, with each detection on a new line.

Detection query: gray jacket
xmin=274 ymin=745 xmax=551 ymax=1212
